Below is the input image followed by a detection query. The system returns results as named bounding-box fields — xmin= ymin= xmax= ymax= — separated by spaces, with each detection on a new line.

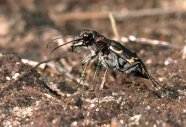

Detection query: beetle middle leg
xmin=82 ymin=53 xmax=95 ymax=65
xmin=91 ymin=59 xmax=109 ymax=107
xmin=91 ymin=59 xmax=102 ymax=90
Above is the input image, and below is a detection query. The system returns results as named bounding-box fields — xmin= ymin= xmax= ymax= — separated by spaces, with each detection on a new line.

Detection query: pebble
xmin=90 ymin=104 xmax=95 ymax=108
xmin=12 ymin=73 xmax=20 ymax=80
xmin=5 ymin=76 xmax=11 ymax=81
xmin=70 ymin=121 xmax=77 ymax=127
xmin=164 ymin=57 xmax=173 ymax=66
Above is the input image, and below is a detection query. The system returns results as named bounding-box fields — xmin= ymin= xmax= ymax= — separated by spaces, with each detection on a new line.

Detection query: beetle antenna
xmin=49 ymin=40 xmax=74 ymax=55
xmin=47 ymin=35 xmax=73 ymax=48
xmin=49 ymin=38 xmax=83 ymax=55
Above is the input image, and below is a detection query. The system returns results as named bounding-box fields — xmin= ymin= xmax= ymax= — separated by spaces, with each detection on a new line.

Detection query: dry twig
xmin=51 ymin=8 xmax=186 ymax=22
xmin=22 ymin=57 xmax=89 ymax=87
xmin=108 ymin=12 xmax=120 ymax=41
xmin=120 ymin=35 xmax=182 ymax=49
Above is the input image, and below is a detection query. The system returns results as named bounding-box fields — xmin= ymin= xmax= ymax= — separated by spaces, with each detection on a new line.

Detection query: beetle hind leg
xmin=141 ymin=64 xmax=179 ymax=99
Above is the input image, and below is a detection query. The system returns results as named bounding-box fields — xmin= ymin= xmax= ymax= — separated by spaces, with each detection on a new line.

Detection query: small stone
xmin=70 ymin=121 xmax=77 ymax=127
xmin=120 ymin=119 xmax=124 ymax=124
xmin=128 ymin=35 xmax=136 ymax=42
xmin=146 ymin=105 xmax=151 ymax=110
xmin=12 ymin=73 xmax=20 ymax=80
xmin=90 ymin=104 xmax=95 ymax=108
xmin=96 ymin=108 xmax=99 ymax=111
xmin=183 ymin=109 xmax=186 ymax=113
xmin=146 ymin=59 xmax=152 ymax=65
xmin=6 ymin=76 xmax=11 ymax=81
xmin=164 ymin=57 xmax=173 ymax=66
xmin=130 ymin=114 xmax=142 ymax=125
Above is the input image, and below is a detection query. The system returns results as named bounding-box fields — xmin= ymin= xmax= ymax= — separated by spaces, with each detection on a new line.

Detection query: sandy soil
xmin=0 ymin=0 xmax=186 ymax=127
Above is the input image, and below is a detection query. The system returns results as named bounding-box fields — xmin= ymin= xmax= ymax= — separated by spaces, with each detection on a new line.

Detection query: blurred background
xmin=0 ymin=0 xmax=186 ymax=61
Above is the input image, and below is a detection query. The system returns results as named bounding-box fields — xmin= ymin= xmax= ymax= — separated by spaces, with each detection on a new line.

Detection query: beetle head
xmin=71 ymin=29 xmax=98 ymax=51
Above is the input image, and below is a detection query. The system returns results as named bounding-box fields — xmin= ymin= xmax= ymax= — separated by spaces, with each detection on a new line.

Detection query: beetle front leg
xmin=82 ymin=53 xmax=97 ymax=66
xmin=82 ymin=45 xmax=108 ymax=66
xmin=78 ymin=60 xmax=90 ymax=86
xmin=91 ymin=59 xmax=102 ymax=90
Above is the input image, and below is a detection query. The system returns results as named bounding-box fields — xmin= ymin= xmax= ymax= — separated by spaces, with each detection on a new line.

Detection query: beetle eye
xmin=83 ymin=33 xmax=92 ymax=40
xmin=84 ymin=33 xmax=89 ymax=37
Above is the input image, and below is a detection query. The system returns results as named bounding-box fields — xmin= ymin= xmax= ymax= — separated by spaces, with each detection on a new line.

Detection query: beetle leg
xmin=82 ymin=45 xmax=107 ymax=65
xmin=116 ymin=60 xmax=141 ymax=73
xmin=91 ymin=59 xmax=102 ymax=90
xmin=78 ymin=59 xmax=91 ymax=88
xmin=82 ymin=53 xmax=97 ymax=65
xmin=144 ymin=71 xmax=179 ymax=98
xmin=116 ymin=61 xmax=165 ymax=92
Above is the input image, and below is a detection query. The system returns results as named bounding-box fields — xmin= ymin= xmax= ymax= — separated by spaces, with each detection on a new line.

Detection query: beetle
xmin=49 ymin=29 xmax=178 ymax=98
